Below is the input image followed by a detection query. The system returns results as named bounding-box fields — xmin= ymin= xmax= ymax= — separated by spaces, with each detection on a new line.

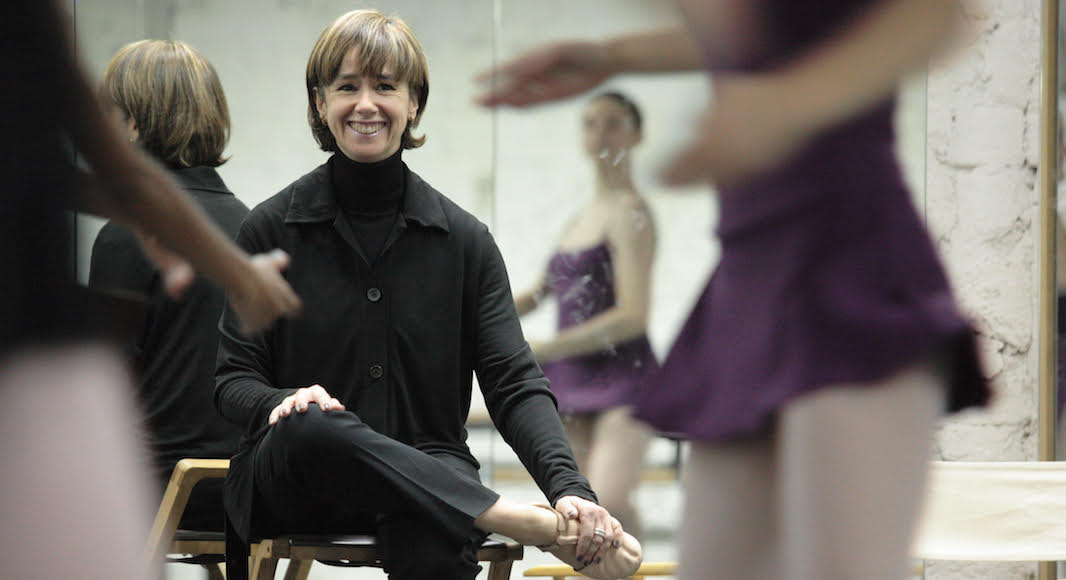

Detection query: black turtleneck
xmin=329 ymin=148 xmax=405 ymax=261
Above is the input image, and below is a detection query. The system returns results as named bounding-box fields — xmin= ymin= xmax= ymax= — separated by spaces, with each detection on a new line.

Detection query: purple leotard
xmin=633 ymin=0 xmax=989 ymax=440
xmin=541 ymin=243 xmax=660 ymax=414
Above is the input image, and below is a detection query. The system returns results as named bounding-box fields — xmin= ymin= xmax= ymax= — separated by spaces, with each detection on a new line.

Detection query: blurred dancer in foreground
xmin=0 ymin=3 xmax=300 ymax=579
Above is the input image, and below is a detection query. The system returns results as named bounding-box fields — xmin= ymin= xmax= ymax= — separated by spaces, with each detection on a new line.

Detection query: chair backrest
xmin=913 ymin=461 xmax=1066 ymax=562
xmin=146 ymin=458 xmax=230 ymax=563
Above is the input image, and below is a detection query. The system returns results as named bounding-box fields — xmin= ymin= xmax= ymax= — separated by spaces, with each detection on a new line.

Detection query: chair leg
xmin=250 ymin=541 xmax=280 ymax=580
xmin=282 ymin=558 xmax=313 ymax=580
xmin=486 ymin=559 xmax=515 ymax=580
xmin=203 ymin=563 xmax=225 ymax=580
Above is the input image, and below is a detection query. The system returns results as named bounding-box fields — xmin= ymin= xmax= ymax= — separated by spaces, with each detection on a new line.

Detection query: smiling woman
xmin=210 ymin=8 xmax=641 ymax=580
xmin=306 ymin=10 xmax=428 ymax=163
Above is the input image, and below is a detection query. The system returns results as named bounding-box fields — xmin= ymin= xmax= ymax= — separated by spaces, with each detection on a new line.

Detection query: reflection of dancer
xmin=0 ymin=3 xmax=299 ymax=579
xmin=214 ymin=10 xmax=641 ymax=580
xmin=515 ymin=91 xmax=657 ymax=539
xmin=89 ymin=40 xmax=246 ymax=533
xmin=480 ymin=1 xmax=990 ymax=578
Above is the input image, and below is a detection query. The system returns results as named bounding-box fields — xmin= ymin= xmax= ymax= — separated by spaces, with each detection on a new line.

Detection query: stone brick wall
xmin=924 ymin=1 xmax=1042 ymax=577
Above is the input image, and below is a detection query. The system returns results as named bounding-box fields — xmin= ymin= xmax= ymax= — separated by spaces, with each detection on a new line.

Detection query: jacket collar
xmin=170 ymin=165 xmax=232 ymax=195
xmin=284 ymin=161 xmax=449 ymax=233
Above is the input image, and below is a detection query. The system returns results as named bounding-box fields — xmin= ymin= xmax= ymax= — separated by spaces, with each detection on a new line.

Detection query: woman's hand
xmin=229 ymin=249 xmax=303 ymax=335
xmin=554 ymin=495 xmax=625 ymax=567
xmin=268 ymin=384 xmax=345 ymax=426
xmin=661 ymin=74 xmax=812 ymax=189
xmin=476 ymin=41 xmax=614 ymax=107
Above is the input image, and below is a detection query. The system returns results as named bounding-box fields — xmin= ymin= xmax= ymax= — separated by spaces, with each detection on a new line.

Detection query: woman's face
xmin=315 ymin=48 xmax=418 ymax=163
xmin=582 ymin=98 xmax=640 ymax=164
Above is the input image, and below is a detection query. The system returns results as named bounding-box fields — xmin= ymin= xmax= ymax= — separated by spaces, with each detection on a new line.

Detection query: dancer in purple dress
xmin=515 ymin=92 xmax=658 ymax=538
xmin=480 ymin=1 xmax=988 ymax=578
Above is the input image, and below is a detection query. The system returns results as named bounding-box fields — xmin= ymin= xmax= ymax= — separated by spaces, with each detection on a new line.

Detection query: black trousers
xmin=251 ymin=406 xmax=501 ymax=580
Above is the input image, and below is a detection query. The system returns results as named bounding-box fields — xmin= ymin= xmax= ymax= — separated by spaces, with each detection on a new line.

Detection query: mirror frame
xmin=1040 ymin=0 xmax=1058 ymax=578
xmin=1041 ymin=0 xmax=1057 ymax=465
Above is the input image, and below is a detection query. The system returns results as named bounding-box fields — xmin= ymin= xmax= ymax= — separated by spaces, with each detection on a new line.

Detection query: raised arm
xmin=531 ymin=196 xmax=655 ymax=364
xmin=476 ymin=27 xmax=701 ymax=108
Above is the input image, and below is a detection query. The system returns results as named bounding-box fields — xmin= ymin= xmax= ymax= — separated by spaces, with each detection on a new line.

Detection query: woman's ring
xmin=593 ymin=528 xmax=607 ymax=537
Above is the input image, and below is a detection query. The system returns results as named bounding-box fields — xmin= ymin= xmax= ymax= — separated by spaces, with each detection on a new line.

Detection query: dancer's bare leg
xmin=779 ymin=359 xmax=942 ymax=580
xmin=563 ymin=413 xmax=594 ymax=472
xmin=0 ymin=344 xmax=156 ymax=580
xmin=585 ymin=406 xmax=652 ymax=537
xmin=474 ymin=496 xmax=641 ymax=579
xmin=678 ymin=436 xmax=780 ymax=580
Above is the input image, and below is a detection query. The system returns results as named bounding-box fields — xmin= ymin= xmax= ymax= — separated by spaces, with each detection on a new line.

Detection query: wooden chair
xmin=147 ymin=458 xmax=230 ymax=579
xmin=523 ymin=561 xmax=677 ymax=579
xmin=251 ymin=534 xmax=523 ymax=580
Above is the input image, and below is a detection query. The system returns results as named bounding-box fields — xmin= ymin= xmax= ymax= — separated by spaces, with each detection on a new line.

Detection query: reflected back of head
xmin=101 ymin=39 xmax=230 ymax=168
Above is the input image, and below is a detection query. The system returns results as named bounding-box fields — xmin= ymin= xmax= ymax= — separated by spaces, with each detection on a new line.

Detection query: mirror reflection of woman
xmin=515 ymin=91 xmax=657 ymax=540
xmin=89 ymin=40 xmax=247 ymax=535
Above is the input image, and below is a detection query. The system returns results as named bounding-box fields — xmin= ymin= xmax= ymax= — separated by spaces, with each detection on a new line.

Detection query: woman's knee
xmin=266 ymin=405 xmax=357 ymax=456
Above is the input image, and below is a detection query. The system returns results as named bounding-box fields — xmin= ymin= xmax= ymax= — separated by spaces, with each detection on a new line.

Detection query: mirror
xmin=73 ymin=1 xmax=927 ymax=577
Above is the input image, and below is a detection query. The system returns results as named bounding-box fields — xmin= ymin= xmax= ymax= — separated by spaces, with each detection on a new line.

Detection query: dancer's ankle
xmin=474 ymin=501 xmax=557 ymax=546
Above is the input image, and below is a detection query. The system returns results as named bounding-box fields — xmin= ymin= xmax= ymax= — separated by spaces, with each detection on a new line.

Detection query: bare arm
xmin=602 ymin=27 xmax=704 ymax=73
xmin=477 ymin=27 xmax=701 ymax=108
xmin=514 ymin=271 xmax=550 ymax=317
xmin=663 ymin=0 xmax=966 ymax=186
xmin=532 ymin=197 xmax=655 ymax=363
xmin=773 ymin=0 xmax=962 ymax=140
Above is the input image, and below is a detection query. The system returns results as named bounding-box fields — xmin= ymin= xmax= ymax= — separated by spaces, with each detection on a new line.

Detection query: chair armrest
xmin=146 ymin=458 xmax=230 ymax=562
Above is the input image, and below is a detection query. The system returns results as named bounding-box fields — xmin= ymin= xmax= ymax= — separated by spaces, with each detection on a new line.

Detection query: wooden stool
xmin=523 ymin=562 xmax=678 ymax=579
xmin=252 ymin=534 xmax=523 ymax=580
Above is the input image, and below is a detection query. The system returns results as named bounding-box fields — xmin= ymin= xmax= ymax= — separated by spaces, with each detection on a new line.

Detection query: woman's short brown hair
xmin=101 ymin=40 xmax=230 ymax=168
xmin=306 ymin=9 xmax=429 ymax=152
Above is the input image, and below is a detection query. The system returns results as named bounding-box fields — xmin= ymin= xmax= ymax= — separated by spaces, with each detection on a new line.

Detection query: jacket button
xmin=369 ymin=364 xmax=384 ymax=380
xmin=367 ymin=287 xmax=382 ymax=302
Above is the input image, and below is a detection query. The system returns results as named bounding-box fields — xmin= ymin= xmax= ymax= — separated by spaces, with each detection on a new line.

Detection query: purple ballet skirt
xmin=632 ymin=0 xmax=990 ymax=440
xmin=541 ymin=243 xmax=660 ymax=415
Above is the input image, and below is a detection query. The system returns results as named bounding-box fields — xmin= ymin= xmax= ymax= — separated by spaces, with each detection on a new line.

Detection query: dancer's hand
xmin=229 ymin=249 xmax=303 ymax=335
xmin=661 ymin=75 xmax=812 ymax=189
xmin=268 ymin=384 xmax=345 ymax=426
xmin=554 ymin=495 xmax=622 ymax=567
xmin=135 ymin=232 xmax=194 ymax=299
xmin=476 ymin=41 xmax=614 ymax=107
